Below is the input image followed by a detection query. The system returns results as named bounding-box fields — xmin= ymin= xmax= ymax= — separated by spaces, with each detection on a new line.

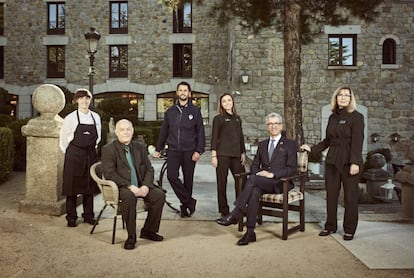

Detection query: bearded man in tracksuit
xmin=153 ymin=81 xmax=205 ymax=218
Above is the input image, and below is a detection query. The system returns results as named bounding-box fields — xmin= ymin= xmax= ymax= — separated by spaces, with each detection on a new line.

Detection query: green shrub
xmin=0 ymin=117 xmax=29 ymax=171
xmin=0 ymin=127 xmax=14 ymax=182
xmin=8 ymin=118 xmax=29 ymax=171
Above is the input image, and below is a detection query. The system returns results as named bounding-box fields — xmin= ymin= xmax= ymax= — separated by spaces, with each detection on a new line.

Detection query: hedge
xmin=0 ymin=127 xmax=14 ymax=182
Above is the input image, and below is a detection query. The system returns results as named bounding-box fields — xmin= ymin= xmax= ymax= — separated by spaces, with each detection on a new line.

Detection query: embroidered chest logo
xmin=339 ymin=120 xmax=347 ymax=124
xmin=188 ymin=114 xmax=194 ymax=120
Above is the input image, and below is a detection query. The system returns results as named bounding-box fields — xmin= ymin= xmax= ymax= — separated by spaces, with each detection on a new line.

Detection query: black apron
xmin=62 ymin=111 xmax=99 ymax=195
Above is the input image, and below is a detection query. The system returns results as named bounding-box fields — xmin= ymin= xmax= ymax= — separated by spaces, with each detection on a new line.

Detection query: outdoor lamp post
xmin=84 ymin=27 xmax=101 ymax=106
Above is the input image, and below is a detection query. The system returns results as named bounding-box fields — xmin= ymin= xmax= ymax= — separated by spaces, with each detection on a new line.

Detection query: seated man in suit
xmin=101 ymin=119 xmax=165 ymax=250
xmin=216 ymin=112 xmax=297 ymax=245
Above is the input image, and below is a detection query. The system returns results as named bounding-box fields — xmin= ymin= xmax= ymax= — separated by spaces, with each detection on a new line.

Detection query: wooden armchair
xmin=235 ymin=151 xmax=308 ymax=240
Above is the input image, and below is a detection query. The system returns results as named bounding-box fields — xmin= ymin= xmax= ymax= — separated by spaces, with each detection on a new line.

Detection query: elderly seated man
xmin=101 ymin=119 xmax=165 ymax=250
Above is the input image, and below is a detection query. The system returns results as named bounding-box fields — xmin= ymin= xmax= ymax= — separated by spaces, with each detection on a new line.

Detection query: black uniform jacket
xmin=211 ymin=112 xmax=246 ymax=157
xmin=311 ymin=108 xmax=364 ymax=171
xmin=101 ymin=139 xmax=155 ymax=189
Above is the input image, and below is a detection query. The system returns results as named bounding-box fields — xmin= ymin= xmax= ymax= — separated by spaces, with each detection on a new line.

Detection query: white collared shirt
xmin=268 ymin=134 xmax=281 ymax=152
xmin=59 ymin=109 xmax=102 ymax=153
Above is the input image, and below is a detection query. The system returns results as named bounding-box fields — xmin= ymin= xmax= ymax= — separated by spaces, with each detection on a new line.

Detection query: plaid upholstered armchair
xmin=235 ymin=151 xmax=308 ymax=240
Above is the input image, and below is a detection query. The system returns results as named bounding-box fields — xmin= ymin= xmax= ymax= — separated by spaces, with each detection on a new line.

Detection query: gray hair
xmin=265 ymin=112 xmax=283 ymax=124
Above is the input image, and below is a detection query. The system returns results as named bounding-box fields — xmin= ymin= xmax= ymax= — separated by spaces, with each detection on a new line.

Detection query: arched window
xmin=382 ymin=38 xmax=396 ymax=64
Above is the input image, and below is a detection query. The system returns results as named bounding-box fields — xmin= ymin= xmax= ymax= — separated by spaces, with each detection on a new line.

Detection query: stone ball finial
xmin=32 ymin=84 xmax=65 ymax=116
xmin=368 ymin=153 xmax=386 ymax=169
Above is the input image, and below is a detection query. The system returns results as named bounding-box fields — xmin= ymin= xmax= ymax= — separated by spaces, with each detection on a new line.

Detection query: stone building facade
xmin=1 ymin=0 xmax=413 ymax=161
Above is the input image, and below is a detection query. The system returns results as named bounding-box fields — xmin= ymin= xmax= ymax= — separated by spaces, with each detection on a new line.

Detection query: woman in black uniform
xmin=211 ymin=93 xmax=246 ymax=217
xmin=302 ymin=86 xmax=364 ymax=241
xmin=59 ymin=88 xmax=102 ymax=227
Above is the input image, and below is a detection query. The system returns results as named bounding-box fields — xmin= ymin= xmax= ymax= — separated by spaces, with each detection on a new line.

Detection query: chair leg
xmin=112 ymin=215 xmax=117 ymax=244
xmin=300 ymin=199 xmax=305 ymax=232
xmin=90 ymin=204 xmax=107 ymax=234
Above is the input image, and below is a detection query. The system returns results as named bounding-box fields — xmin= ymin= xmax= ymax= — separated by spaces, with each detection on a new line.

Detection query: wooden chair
xmin=89 ymin=161 xmax=147 ymax=244
xmin=236 ymin=151 xmax=308 ymax=240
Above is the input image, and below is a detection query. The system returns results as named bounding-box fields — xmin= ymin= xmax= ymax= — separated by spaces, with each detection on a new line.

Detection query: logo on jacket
xmin=83 ymin=131 xmax=91 ymax=135
xmin=189 ymin=114 xmax=194 ymax=120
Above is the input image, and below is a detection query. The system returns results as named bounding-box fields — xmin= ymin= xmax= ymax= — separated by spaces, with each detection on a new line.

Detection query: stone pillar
xmin=20 ymin=84 xmax=66 ymax=216
xmin=395 ymin=145 xmax=414 ymax=218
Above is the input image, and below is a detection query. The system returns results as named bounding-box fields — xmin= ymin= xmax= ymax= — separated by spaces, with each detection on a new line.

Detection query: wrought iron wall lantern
xmin=371 ymin=133 xmax=380 ymax=143
xmin=241 ymin=72 xmax=249 ymax=84
xmin=390 ymin=132 xmax=401 ymax=143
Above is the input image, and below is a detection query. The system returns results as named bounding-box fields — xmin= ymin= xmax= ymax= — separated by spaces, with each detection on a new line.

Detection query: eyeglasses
xmin=337 ymin=94 xmax=351 ymax=98
xmin=267 ymin=122 xmax=282 ymax=127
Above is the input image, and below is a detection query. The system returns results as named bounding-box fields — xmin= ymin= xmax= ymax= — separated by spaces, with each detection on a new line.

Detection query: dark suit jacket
xmin=250 ymin=136 xmax=298 ymax=180
xmin=101 ymin=139 xmax=155 ymax=189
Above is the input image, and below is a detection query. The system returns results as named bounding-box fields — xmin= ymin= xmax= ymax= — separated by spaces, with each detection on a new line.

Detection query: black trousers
xmin=215 ymin=155 xmax=245 ymax=214
xmin=119 ymin=186 xmax=165 ymax=236
xmin=65 ymin=194 xmax=94 ymax=222
xmin=234 ymin=175 xmax=286 ymax=229
xmin=324 ymin=163 xmax=360 ymax=234
xmin=166 ymin=150 xmax=196 ymax=208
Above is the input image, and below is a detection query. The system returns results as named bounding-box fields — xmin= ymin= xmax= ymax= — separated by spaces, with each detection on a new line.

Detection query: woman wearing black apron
xmin=59 ymin=89 xmax=102 ymax=227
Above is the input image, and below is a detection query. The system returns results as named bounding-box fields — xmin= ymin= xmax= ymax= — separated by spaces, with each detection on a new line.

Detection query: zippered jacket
xmin=156 ymin=102 xmax=205 ymax=154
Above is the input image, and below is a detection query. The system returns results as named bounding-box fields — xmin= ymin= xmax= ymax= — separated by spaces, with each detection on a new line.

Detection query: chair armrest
xmin=280 ymin=172 xmax=308 ymax=182
xmin=235 ymin=172 xmax=250 ymax=178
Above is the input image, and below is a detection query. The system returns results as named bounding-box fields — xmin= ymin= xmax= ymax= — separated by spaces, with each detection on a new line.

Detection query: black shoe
xmin=343 ymin=233 xmax=354 ymax=241
xmin=188 ymin=199 xmax=197 ymax=216
xmin=237 ymin=232 xmax=256 ymax=246
xmin=67 ymin=220 xmax=77 ymax=227
xmin=180 ymin=205 xmax=190 ymax=218
xmin=83 ymin=218 xmax=97 ymax=225
xmin=124 ymin=234 xmax=136 ymax=250
xmin=140 ymin=230 xmax=164 ymax=241
xmin=319 ymin=230 xmax=336 ymax=237
xmin=216 ymin=214 xmax=239 ymax=226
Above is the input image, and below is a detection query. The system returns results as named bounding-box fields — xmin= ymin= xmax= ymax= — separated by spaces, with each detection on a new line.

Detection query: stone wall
xmin=1 ymin=0 xmax=414 ymax=161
